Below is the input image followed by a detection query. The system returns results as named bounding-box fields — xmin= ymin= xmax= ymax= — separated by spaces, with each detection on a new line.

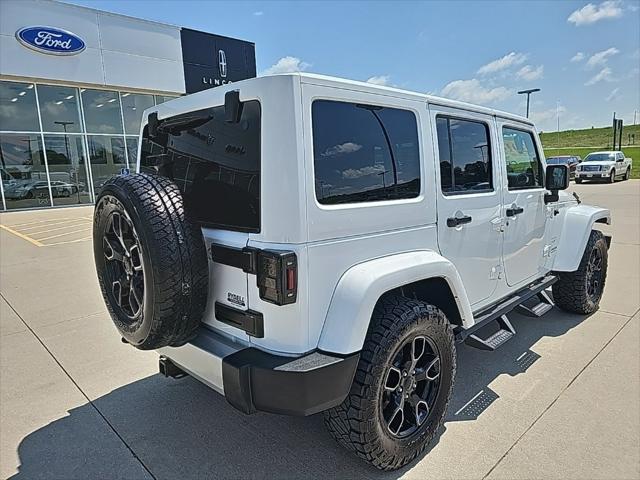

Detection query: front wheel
xmin=323 ymin=296 xmax=456 ymax=471
xmin=553 ymin=230 xmax=608 ymax=314
xmin=609 ymin=170 xmax=615 ymax=183
xmin=624 ymin=168 xmax=631 ymax=180
xmin=575 ymin=178 xmax=583 ymax=184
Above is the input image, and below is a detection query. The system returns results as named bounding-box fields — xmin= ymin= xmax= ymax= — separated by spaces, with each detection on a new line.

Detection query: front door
xmin=430 ymin=106 xmax=503 ymax=308
xmin=498 ymin=122 xmax=547 ymax=286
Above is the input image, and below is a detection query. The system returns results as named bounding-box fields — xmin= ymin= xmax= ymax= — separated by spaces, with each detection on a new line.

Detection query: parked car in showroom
xmin=91 ymin=73 xmax=611 ymax=471
xmin=546 ymin=155 xmax=580 ymax=180
xmin=575 ymin=151 xmax=632 ymax=183
xmin=3 ymin=180 xmax=51 ymax=199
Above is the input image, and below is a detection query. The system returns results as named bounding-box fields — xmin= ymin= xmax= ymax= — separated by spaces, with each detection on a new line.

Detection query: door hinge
xmin=490 ymin=264 xmax=503 ymax=280
xmin=543 ymin=244 xmax=557 ymax=257
xmin=491 ymin=217 xmax=505 ymax=233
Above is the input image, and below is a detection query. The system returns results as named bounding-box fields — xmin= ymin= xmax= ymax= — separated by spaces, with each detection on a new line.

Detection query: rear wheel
xmin=323 ymin=296 xmax=456 ymax=471
xmin=553 ymin=230 xmax=608 ymax=314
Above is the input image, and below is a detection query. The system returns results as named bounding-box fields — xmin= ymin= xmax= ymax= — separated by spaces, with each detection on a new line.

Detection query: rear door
xmin=498 ymin=121 xmax=547 ymax=286
xmin=430 ymin=105 xmax=503 ymax=308
xmin=139 ymin=99 xmax=262 ymax=341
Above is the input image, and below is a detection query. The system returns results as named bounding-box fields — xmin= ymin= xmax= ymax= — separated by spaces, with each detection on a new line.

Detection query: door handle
xmin=447 ymin=215 xmax=472 ymax=227
xmin=506 ymin=206 xmax=524 ymax=217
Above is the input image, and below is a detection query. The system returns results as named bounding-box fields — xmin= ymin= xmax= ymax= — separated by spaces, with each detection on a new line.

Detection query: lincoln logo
xmin=218 ymin=49 xmax=227 ymax=78
xmin=16 ymin=26 xmax=85 ymax=56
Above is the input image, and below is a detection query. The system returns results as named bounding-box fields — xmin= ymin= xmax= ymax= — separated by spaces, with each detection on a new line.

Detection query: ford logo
xmin=16 ymin=26 xmax=86 ymax=56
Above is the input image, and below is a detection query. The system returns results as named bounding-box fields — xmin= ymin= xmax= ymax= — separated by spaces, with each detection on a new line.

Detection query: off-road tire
xmin=93 ymin=173 xmax=208 ymax=349
xmin=553 ymin=230 xmax=608 ymax=314
xmin=323 ymin=296 xmax=456 ymax=471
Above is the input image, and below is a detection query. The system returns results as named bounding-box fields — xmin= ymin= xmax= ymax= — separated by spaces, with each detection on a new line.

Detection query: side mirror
xmin=544 ymin=164 xmax=569 ymax=203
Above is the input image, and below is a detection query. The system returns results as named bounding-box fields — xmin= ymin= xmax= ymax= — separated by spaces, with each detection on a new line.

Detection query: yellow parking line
xmin=24 ymin=221 xmax=91 ymax=236
xmin=0 ymin=224 xmax=44 ymax=247
xmin=19 ymin=218 xmax=90 ymax=231
xmin=7 ymin=217 xmax=77 ymax=228
xmin=36 ymin=227 xmax=92 ymax=242
xmin=45 ymin=236 xmax=93 ymax=246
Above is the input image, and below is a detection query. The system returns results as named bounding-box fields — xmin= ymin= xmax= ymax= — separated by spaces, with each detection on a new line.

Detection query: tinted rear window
xmin=140 ymin=100 xmax=261 ymax=232
xmin=312 ymin=100 xmax=421 ymax=205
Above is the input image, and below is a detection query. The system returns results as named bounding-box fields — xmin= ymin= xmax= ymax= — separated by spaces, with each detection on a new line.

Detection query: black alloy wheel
xmin=381 ymin=335 xmax=441 ymax=438
xmin=585 ymin=246 xmax=604 ymax=303
xmin=102 ymin=208 xmax=145 ymax=320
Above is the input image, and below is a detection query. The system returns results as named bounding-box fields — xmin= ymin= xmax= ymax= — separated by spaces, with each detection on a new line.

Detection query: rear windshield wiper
xmin=158 ymin=113 xmax=213 ymax=134
xmin=148 ymin=111 xmax=212 ymax=137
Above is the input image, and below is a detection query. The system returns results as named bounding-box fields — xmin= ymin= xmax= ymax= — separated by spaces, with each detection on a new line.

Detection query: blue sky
xmin=69 ymin=0 xmax=639 ymax=131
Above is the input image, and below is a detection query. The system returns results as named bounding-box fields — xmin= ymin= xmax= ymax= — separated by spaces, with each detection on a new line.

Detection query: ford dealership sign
xmin=16 ymin=26 xmax=86 ymax=56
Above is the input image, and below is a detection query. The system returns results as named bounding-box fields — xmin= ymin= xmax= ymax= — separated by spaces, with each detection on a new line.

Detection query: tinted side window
xmin=502 ymin=127 xmax=543 ymax=189
xmin=312 ymin=100 xmax=420 ymax=205
xmin=436 ymin=116 xmax=492 ymax=195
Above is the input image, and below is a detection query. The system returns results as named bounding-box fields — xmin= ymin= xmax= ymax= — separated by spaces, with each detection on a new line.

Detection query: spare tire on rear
xmin=93 ymin=173 xmax=208 ymax=350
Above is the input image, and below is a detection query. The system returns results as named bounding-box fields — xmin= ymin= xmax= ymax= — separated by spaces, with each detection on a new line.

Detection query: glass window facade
xmin=0 ymin=80 xmax=180 ymax=210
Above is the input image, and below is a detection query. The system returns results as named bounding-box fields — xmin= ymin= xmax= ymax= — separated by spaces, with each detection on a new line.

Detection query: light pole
xmin=54 ymin=121 xmax=77 ymax=201
xmin=517 ymin=88 xmax=541 ymax=118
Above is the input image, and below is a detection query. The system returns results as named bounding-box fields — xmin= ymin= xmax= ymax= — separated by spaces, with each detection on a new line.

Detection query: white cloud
xmin=253 ymin=11 xmax=263 ymax=16
xmin=516 ymin=65 xmax=544 ymax=81
xmin=586 ymin=47 xmax=619 ymax=69
xmin=322 ymin=142 xmax=363 ymax=157
xmin=571 ymin=52 xmax=585 ymax=62
xmin=477 ymin=52 xmax=528 ymax=75
xmin=342 ymin=165 xmax=385 ymax=179
xmin=530 ymin=105 xmax=566 ymax=125
xmin=568 ymin=1 xmax=623 ymax=25
xmin=441 ymin=78 xmax=513 ymax=105
xmin=366 ymin=75 xmax=391 ymax=86
xmin=585 ymin=67 xmax=614 ymax=85
xmin=261 ymin=56 xmax=311 ymax=75
xmin=629 ymin=3 xmax=640 ymax=11
xmin=605 ymin=87 xmax=621 ymax=101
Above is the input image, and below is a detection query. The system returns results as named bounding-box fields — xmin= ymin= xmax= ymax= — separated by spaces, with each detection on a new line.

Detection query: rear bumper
xmin=158 ymin=327 xmax=359 ymax=416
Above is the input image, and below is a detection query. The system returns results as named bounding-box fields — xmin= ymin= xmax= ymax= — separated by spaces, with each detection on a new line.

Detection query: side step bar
xmin=456 ymin=275 xmax=557 ymax=351
xmin=465 ymin=315 xmax=516 ymax=351
xmin=516 ymin=290 xmax=554 ymax=317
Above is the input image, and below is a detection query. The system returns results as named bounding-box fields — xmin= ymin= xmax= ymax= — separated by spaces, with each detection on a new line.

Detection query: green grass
xmin=539 ymin=124 xmax=640 ymax=149
xmin=543 ymin=146 xmax=640 ymax=179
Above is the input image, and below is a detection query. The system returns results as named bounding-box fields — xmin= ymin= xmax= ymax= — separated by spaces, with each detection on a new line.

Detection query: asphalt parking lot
xmin=1 ymin=181 xmax=639 ymax=480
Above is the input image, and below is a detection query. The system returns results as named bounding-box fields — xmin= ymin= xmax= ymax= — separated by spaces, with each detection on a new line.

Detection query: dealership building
xmin=0 ymin=0 xmax=256 ymax=210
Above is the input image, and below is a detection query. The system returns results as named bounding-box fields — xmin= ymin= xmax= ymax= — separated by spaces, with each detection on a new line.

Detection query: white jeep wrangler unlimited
xmin=92 ymin=74 xmax=611 ymax=470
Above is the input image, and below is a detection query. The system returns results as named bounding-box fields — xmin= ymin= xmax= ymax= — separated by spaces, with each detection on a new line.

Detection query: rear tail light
xmin=257 ymin=250 xmax=297 ymax=305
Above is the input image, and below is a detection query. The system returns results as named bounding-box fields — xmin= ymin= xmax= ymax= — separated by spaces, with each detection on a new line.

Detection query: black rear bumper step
xmin=456 ymin=275 xmax=558 ymax=343
xmin=223 ymin=348 xmax=360 ymax=416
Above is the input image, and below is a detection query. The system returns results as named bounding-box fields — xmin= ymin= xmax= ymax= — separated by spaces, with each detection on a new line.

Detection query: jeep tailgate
xmin=200 ymin=229 xmax=251 ymax=343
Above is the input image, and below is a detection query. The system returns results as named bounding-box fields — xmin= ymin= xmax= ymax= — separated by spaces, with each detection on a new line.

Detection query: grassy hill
xmin=540 ymin=124 xmax=639 ymax=179
xmin=539 ymin=124 xmax=640 ymax=149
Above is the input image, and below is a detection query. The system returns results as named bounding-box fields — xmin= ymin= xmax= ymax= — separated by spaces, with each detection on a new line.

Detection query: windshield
xmin=546 ymin=157 xmax=569 ymax=164
xmin=584 ymin=153 xmax=614 ymax=162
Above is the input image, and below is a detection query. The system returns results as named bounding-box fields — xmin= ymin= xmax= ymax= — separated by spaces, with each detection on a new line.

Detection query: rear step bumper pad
xmin=158 ymin=326 xmax=359 ymax=416
xmin=223 ymin=347 xmax=359 ymax=416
